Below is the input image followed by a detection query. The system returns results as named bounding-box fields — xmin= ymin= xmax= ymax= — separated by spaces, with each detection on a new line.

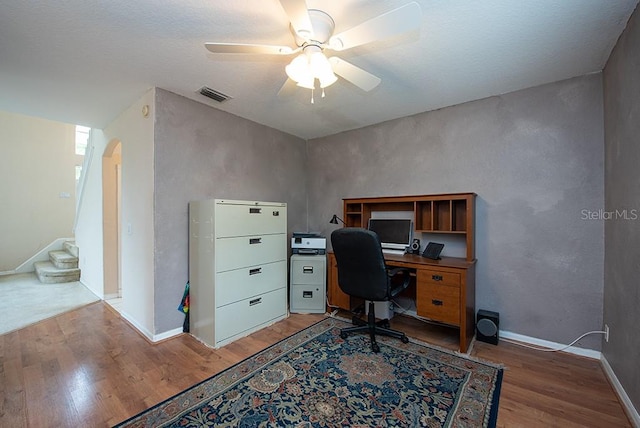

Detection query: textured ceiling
xmin=0 ymin=0 xmax=637 ymax=139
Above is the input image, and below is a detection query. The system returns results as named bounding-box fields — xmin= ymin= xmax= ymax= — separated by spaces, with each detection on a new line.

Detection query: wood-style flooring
xmin=0 ymin=302 xmax=632 ymax=427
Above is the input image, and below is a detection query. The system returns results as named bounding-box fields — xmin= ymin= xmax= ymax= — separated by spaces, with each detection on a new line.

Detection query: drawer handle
xmin=249 ymin=238 xmax=262 ymax=245
xmin=249 ymin=268 xmax=262 ymax=276
xmin=431 ymin=299 xmax=443 ymax=306
xmin=303 ymin=266 xmax=314 ymax=274
xmin=432 ymin=275 xmax=443 ymax=281
xmin=249 ymin=298 xmax=262 ymax=306
xmin=249 ymin=208 xmax=262 ymax=214
xmin=272 ymin=210 xmax=280 ymax=216
xmin=303 ymin=291 xmax=313 ymax=298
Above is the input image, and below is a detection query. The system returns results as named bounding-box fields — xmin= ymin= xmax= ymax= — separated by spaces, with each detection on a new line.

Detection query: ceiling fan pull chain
xmin=321 ymin=88 xmax=326 ymax=98
xmin=311 ymin=88 xmax=314 ymax=104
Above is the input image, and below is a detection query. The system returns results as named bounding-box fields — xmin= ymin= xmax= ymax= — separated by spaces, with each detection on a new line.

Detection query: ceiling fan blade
xmin=279 ymin=0 xmax=314 ymax=38
xmin=329 ymin=57 xmax=381 ymax=92
xmin=205 ymin=42 xmax=295 ymax=55
xmin=328 ymin=2 xmax=421 ymax=51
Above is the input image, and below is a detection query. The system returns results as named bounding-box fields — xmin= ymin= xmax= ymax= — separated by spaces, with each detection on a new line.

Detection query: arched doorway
xmin=103 ymin=139 xmax=121 ymax=300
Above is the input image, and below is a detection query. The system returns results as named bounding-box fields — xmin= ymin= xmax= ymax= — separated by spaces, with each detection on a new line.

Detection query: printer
xmin=291 ymin=232 xmax=326 ymax=255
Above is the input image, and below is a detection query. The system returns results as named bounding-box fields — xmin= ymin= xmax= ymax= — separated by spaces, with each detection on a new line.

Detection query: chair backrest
xmin=330 ymin=228 xmax=390 ymax=301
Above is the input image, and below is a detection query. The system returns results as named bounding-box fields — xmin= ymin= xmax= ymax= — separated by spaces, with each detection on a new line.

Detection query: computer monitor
xmin=367 ymin=218 xmax=413 ymax=251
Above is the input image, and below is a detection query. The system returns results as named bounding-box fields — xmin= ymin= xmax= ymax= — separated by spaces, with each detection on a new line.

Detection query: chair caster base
xmin=400 ymin=335 xmax=409 ymax=344
xmin=371 ymin=342 xmax=380 ymax=353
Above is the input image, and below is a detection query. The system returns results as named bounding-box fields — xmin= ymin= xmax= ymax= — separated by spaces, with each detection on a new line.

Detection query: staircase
xmin=34 ymin=241 xmax=81 ymax=283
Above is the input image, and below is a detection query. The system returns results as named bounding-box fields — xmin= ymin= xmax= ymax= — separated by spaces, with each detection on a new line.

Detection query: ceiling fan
xmin=205 ymin=0 xmax=422 ymax=102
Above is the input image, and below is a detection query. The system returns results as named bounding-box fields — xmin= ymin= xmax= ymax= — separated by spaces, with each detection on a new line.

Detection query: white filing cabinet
xmin=189 ymin=199 xmax=287 ymax=348
xmin=290 ymin=254 xmax=326 ymax=313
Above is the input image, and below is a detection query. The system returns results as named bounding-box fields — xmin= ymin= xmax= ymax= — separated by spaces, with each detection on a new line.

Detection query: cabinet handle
xmin=431 ymin=299 xmax=443 ymax=306
xmin=249 ymin=208 xmax=262 ymax=214
xmin=249 ymin=238 xmax=262 ymax=245
xmin=272 ymin=210 xmax=280 ymax=216
xmin=432 ymin=275 xmax=443 ymax=281
xmin=249 ymin=268 xmax=262 ymax=276
xmin=249 ymin=298 xmax=262 ymax=306
xmin=303 ymin=291 xmax=313 ymax=298
xmin=303 ymin=266 xmax=314 ymax=274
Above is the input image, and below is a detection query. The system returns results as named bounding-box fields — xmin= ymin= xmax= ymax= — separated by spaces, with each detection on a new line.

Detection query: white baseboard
xmin=601 ymin=355 xmax=640 ymax=427
xmin=500 ymin=330 xmax=602 ymax=359
xmin=15 ymin=237 xmax=74 ymax=273
xmin=80 ymin=279 xmax=105 ymax=300
xmin=119 ymin=310 xmax=183 ymax=343
xmin=0 ymin=270 xmax=17 ymax=276
xmin=153 ymin=326 xmax=184 ymax=342
xmin=120 ymin=310 xmax=155 ymax=341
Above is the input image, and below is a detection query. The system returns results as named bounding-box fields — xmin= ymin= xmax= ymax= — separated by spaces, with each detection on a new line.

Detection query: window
xmin=75 ymin=125 xmax=90 ymax=182
xmin=75 ymin=125 xmax=90 ymax=155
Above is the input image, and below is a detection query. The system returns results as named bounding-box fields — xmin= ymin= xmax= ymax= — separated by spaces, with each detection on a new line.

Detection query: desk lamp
xmin=329 ymin=214 xmax=346 ymax=226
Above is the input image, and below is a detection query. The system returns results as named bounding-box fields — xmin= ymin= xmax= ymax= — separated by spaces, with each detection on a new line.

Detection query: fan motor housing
xmin=291 ymin=9 xmax=335 ymax=46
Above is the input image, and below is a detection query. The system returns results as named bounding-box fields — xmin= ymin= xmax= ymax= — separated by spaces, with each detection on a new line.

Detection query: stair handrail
xmin=73 ymin=129 xmax=95 ymax=233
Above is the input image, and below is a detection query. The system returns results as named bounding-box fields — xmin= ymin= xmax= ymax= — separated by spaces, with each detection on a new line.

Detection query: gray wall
xmin=603 ymin=5 xmax=640 ymax=411
xmin=307 ymin=74 xmax=605 ymax=350
xmin=153 ymin=89 xmax=307 ymax=333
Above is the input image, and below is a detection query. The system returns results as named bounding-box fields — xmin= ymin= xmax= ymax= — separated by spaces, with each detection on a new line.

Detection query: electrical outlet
xmin=605 ymin=324 xmax=610 ymax=342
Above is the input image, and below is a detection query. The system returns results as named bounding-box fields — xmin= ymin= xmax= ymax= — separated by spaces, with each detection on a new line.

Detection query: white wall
xmin=103 ymin=89 xmax=156 ymax=338
xmin=0 ymin=110 xmax=77 ymax=272
xmin=74 ymin=129 xmax=107 ymax=297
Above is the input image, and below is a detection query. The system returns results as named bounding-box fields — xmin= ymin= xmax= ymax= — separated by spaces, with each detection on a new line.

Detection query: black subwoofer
xmin=476 ymin=309 xmax=499 ymax=345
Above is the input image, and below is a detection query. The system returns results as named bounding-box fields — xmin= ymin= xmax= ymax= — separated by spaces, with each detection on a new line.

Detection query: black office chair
xmin=331 ymin=227 xmax=411 ymax=352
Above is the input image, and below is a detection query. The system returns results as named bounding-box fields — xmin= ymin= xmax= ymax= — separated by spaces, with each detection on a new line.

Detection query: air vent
xmin=198 ymin=86 xmax=232 ymax=103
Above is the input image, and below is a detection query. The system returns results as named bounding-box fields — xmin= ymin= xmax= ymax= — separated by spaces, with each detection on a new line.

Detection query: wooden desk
xmin=328 ymin=251 xmax=476 ymax=352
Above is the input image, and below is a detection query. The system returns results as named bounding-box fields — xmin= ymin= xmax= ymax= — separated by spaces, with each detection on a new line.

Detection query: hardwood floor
xmin=0 ymin=302 xmax=632 ymax=427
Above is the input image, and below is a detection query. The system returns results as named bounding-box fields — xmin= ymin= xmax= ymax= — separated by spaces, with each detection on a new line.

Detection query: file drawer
xmin=216 ymin=234 xmax=286 ymax=272
xmin=215 ymin=201 xmax=286 ymax=238
xmin=216 ymin=260 xmax=287 ymax=307
xmin=291 ymin=257 xmax=325 ymax=285
xmin=215 ymin=287 xmax=287 ymax=344
xmin=290 ymin=284 xmax=325 ymax=313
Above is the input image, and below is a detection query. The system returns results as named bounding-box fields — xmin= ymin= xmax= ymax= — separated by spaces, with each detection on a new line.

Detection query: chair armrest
xmin=387 ymin=267 xmax=411 ymax=298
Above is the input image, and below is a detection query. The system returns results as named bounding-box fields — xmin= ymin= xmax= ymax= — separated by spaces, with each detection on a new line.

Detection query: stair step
xmin=34 ymin=261 xmax=81 ymax=284
xmin=50 ymin=250 xmax=79 ymax=269
xmin=64 ymin=240 xmax=79 ymax=258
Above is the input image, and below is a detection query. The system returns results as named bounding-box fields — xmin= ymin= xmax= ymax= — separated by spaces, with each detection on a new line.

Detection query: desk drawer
xmin=417 ymin=283 xmax=460 ymax=326
xmin=419 ymin=269 xmax=460 ymax=287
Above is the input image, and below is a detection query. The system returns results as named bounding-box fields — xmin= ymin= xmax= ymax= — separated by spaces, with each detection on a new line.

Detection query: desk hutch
xmin=328 ymin=193 xmax=477 ymax=352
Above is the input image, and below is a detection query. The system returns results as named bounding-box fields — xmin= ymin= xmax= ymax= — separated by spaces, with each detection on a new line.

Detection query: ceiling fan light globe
xmin=309 ymin=52 xmax=332 ymax=77
xmin=319 ymin=73 xmax=338 ymax=88
xmin=285 ymin=54 xmax=310 ymax=83
xmin=296 ymin=76 xmax=315 ymax=89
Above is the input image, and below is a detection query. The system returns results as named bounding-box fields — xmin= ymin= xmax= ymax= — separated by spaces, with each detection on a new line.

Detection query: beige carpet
xmin=0 ymin=272 xmax=100 ymax=335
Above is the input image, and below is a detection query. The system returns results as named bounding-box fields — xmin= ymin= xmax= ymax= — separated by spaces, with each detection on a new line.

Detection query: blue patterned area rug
xmin=115 ymin=317 xmax=502 ymax=427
